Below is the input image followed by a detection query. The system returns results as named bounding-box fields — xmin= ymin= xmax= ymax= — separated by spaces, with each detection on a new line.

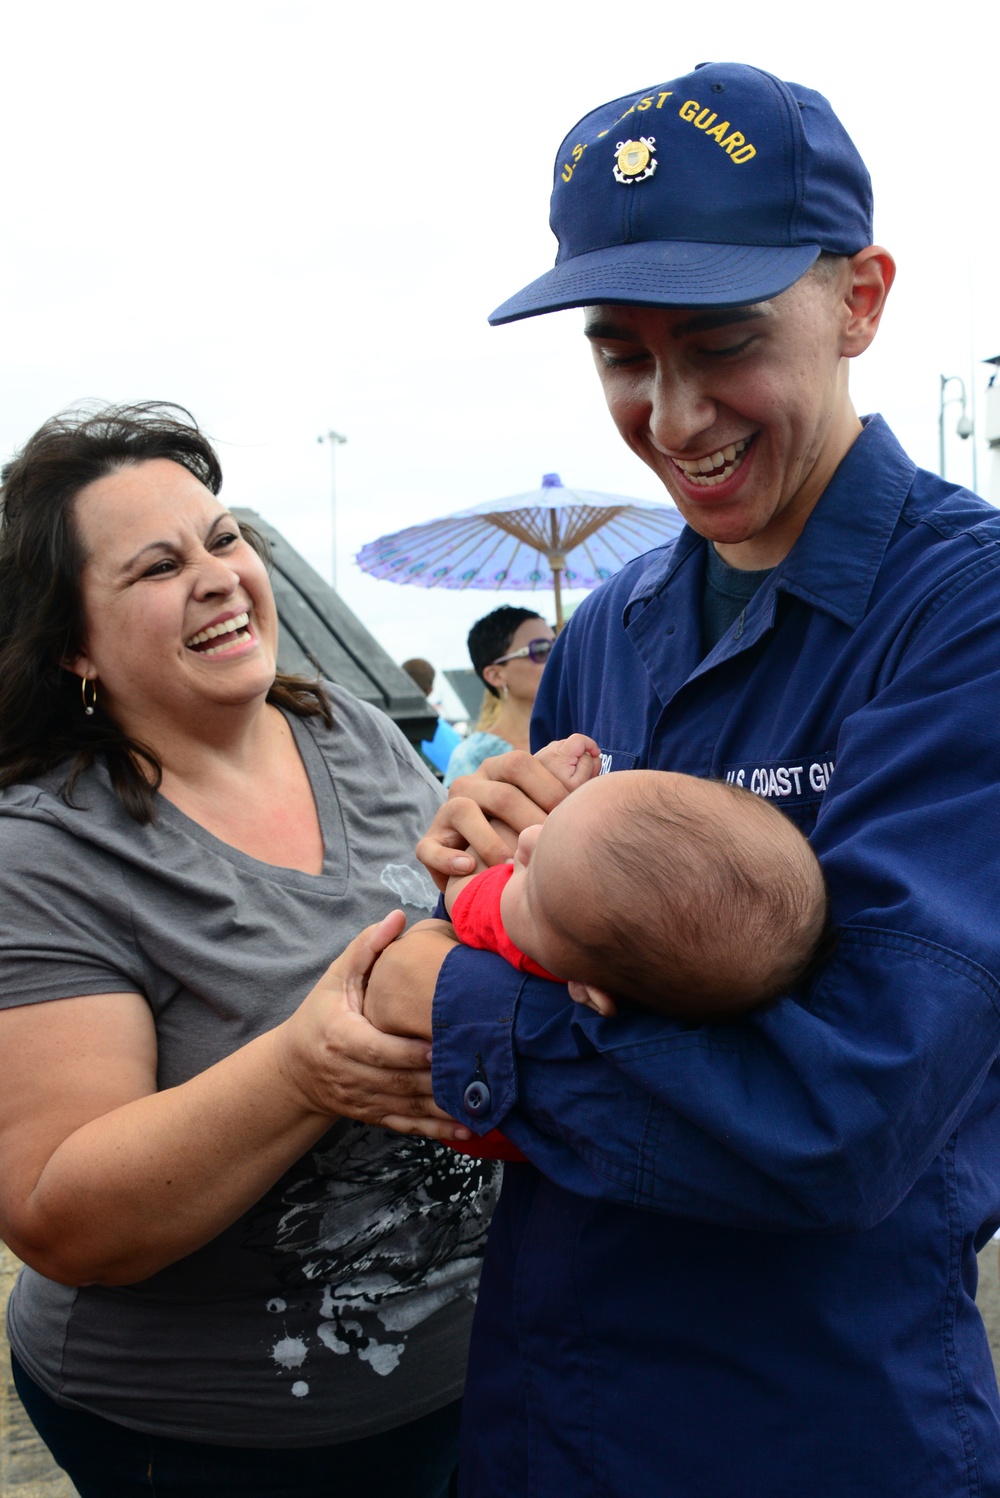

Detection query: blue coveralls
xmin=432 ymin=417 xmax=1000 ymax=1497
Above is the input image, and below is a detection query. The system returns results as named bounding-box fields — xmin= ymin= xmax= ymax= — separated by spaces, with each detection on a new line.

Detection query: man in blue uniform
xmin=380 ymin=62 xmax=1000 ymax=1495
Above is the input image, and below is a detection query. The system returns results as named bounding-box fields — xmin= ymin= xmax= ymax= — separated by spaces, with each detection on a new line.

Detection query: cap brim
xmin=488 ymin=241 xmax=822 ymax=325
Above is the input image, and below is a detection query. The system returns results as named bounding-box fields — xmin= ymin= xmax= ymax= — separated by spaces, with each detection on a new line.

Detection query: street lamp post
xmin=939 ymin=375 xmax=972 ymax=481
xmin=317 ymin=430 xmax=347 ymax=590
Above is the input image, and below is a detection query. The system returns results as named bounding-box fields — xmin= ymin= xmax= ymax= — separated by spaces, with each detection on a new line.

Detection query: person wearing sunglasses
xmin=443 ymin=607 xmax=554 ymax=787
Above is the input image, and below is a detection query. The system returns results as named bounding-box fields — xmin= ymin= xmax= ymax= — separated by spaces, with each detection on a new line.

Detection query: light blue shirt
xmin=442 ymin=731 xmax=512 ymax=788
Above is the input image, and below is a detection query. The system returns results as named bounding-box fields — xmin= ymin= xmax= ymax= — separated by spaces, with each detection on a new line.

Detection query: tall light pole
xmin=939 ymin=375 xmax=972 ymax=481
xmin=317 ymin=430 xmax=347 ymax=590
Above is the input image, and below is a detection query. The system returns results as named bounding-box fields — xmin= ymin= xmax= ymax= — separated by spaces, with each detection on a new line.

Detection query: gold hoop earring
xmin=81 ymin=677 xmax=97 ymax=716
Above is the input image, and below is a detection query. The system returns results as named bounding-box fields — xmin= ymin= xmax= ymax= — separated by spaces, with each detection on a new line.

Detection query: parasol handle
xmin=548 ymin=508 xmax=566 ymax=632
xmin=548 ymin=549 xmax=566 ymax=632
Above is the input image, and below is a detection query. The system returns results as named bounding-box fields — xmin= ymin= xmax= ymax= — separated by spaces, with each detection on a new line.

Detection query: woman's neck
xmin=144 ymin=697 xmax=281 ymax=795
xmin=491 ymin=697 xmax=534 ymax=752
xmin=153 ymin=701 xmax=326 ymax=874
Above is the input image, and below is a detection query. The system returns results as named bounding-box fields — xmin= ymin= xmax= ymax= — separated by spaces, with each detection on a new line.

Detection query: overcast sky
xmin=2 ymin=0 xmax=997 ymax=706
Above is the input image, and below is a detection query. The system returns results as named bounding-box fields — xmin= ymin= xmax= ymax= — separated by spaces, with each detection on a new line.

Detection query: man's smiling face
xmin=584 ymin=256 xmax=884 ymax=569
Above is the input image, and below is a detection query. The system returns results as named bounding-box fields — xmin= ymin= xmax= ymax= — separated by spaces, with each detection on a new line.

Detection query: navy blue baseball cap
xmin=488 ymin=62 xmax=874 ymax=324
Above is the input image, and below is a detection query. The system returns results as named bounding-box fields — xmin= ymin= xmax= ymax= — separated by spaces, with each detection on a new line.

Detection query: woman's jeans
xmin=12 ymin=1353 xmax=460 ymax=1498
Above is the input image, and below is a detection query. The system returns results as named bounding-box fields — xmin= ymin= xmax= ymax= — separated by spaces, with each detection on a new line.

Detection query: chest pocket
xmin=597 ymin=748 xmax=640 ymax=775
xmin=721 ymin=754 xmax=835 ymax=836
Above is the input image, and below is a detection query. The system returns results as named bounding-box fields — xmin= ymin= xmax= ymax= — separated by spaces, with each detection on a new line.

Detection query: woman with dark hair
xmin=442 ymin=605 xmax=554 ymax=787
xmin=0 ymin=404 xmax=497 ymax=1498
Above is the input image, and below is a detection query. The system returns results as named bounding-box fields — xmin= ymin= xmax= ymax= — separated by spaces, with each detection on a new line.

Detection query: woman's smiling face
xmin=70 ymin=457 xmax=278 ymax=742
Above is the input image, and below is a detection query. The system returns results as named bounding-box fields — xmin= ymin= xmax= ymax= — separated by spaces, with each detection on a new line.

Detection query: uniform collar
xmin=625 ymin=415 xmax=916 ymax=631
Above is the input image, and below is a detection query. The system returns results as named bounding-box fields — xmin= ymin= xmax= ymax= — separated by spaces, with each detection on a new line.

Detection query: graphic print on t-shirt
xmin=379 ymin=860 xmax=440 ymax=911
xmin=243 ymin=1123 xmax=499 ymax=1392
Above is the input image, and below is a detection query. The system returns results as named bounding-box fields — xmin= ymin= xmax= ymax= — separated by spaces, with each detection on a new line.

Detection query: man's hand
xmin=417 ymin=747 xmax=582 ymax=889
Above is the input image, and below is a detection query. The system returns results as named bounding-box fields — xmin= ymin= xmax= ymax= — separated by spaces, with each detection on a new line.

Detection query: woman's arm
xmin=0 ymin=915 xmax=457 ymax=1287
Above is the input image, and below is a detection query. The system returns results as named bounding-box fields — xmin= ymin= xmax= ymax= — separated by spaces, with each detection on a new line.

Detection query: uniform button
xmin=463 ymin=1080 xmax=491 ymax=1115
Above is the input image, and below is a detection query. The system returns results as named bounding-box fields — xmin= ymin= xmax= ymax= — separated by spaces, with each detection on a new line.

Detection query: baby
xmin=444 ymin=735 xmax=831 ymax=1159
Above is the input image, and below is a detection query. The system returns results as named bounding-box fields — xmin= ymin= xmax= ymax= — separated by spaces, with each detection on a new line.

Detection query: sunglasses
xmin=491 ymin=637 xmax=554 ymax=666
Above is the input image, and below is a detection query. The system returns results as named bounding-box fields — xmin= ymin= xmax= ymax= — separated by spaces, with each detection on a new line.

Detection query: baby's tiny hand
xmin=534 ymin=733 xmax=602 ymax=792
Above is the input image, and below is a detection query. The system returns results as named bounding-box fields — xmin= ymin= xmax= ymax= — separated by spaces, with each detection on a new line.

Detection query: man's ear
xmin=840 ymin=246 xmax=896 ymax=359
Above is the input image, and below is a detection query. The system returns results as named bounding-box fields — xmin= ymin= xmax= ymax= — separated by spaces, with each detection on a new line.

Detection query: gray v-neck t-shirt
xmin=0 ymin=685 xmax=499 ymax=1447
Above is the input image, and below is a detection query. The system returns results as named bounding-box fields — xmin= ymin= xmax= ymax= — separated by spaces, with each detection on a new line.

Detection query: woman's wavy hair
xmin=0 ymin=401 xmax=331 ymax=823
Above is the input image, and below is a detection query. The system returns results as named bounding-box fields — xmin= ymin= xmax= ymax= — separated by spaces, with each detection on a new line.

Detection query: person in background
xmin=0 ymin=403 xmax=497 ymax=1498
xmin=402 ymin=656 xmax=462 ymax=777
xmin=442 ymin=606 xmax=554 ymax=787
xmin=402 ymin=658 xmax=436 ymax=697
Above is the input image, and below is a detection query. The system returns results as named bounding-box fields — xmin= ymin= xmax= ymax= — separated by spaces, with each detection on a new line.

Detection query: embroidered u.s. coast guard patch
xmin=722 ymin=755 xmax=836 ymax=803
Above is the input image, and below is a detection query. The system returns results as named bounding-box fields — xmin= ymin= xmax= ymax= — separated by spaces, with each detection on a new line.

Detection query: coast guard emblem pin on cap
xmin=488 ymin=61 xmax=874 ymax=323
xmin=614 ymin=137 xmax=657 ymax=184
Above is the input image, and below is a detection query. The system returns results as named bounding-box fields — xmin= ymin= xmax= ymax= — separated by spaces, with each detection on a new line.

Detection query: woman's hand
xmin=275 ymin=912 xmax=460 ymax=1141
xmin=417 ymin=749 xmax=574 ymax=889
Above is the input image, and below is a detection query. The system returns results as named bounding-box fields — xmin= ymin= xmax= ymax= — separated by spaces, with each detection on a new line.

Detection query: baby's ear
xmin=567 ymin=981 xmax=618 ymax=1017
